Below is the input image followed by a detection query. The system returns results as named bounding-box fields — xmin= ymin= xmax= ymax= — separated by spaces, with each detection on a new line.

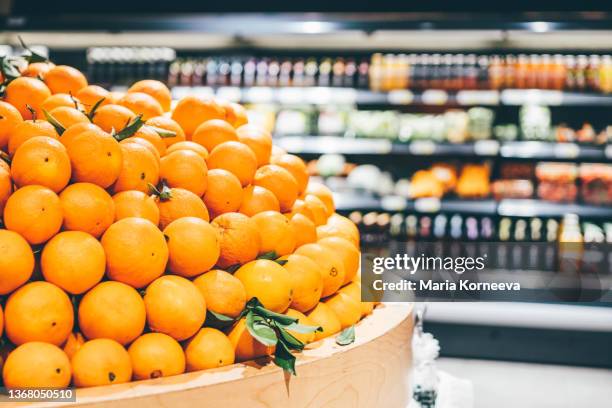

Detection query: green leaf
xmin=253 ymin=305 xmax=297 ymax=326
xmin=147 ymin=125 xmax=177 ymax=139
xmin=205 ymin=310 xmax=235 ymax=330
xmin=335 ymin=325 xmax=355 ymax=346
xmin=148 ymin=180 xmax=172 ymax=201
xmin=245 ymin=311 xmax=277 ymax=347
xmin=43 ymin=109 xmax=66 ymax=135
xmin=226 ymin=264 xmax=241 ymax=273
xmin=275 ymin=259 xmax=288 ymax=266
xmin=281 ymin=321 xmax=323 ymax=334
xmin=113 ymin=114 xmax=145 ymax=141
xmin=273 ymin=340 xmax=296 ymax=375
xmin=18 ymin=35 xmax=48 ymax=64
xmin=257 ymin=251 xmax=278 ymax=261
xmin=87 ymin=97 xmax=106 ymax=122
xmin=276 ymin=325 xmax=305 ymax=351
xmin=0 ymin=56 xmax=22 ymax=82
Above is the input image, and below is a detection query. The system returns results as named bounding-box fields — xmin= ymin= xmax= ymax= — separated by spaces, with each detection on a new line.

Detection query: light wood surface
xmin=17 ymin=303 xmax=414 ymax=408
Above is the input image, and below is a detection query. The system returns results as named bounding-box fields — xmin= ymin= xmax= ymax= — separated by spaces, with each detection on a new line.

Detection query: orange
xmin=303 ymin=194 xmax=328 ymax=226
xmin=41 ymin=93 xmax=82 ymax=112
xmin=278 ymin=254 xmax=323 ymax=313
xmin=144 ymin=275 xmax=206 ymax=341
xmin=11 ymin=136 xmax=71 ymax=193
xmin=295 ymin=243 xmax=345 ymax=298
xmin=4 ymin=185 xmax=63 ymax=244
xmin=8 ymin=119 xmax=58 ymax=156
xmin=48 ymin=106 xmax=89 ymax=129
xmin=41 ymin=231 xmax=105 ymax=295
xmin=44 ymin=65 xmax=88 ymax=94
xmin=0 ymin=167 xmax=11 ymax=214
xmin=207 ymin=141 xmax=257 ymax=187
xmin=251 ymin=211 xmax=296 ymax=256
xmin=112 ymin=190 xmax=160 ymax=225
xmin=236 ymin=124 xmax=272 ymax=167
xmin=253 ymin=164 xmax=298 ymax=213
xmin=114 ymin=142 xmax=160 ymax=193
xmin=5 ymin=77 xmax=52 ymax=120
xmin=227 ymin=318 xmax=274 ymax=362
xmin=118 ymin=92 xmax=163 ymax=121
xmin=271 ymin=154 xmax=309 ymax=195
xmin=222 ymin=101 xmax=248 ymax=128
xmin=289 ymin=199 xmax=315 ymax=223
xmin=110 ymin=90 xmax=126 ymax=101
xmin=63 ymin=332 xmax=85 ymax=359
xmin=288 ymin=213 xmax=317 ymax=249
xmin=317 ymin=213 xmax=360 ymax=248
xmin=129 ymin=80 xmax=172 ymax=112
xmin=21 ymin=61 xmax=55 ymax=79
xmin=338 ymin=282 xmax=373 ymax=318
xmin=193 ymin=269 xmax=246 ymax=318
xmin=71 ymin=339 xmax=132 ymax=387
xmin=271 ymin=145 xmax=287 ymax=157
xmin=120 ymin=136 xmax=160 ymax=166
xmin=4 ymin=281 xmax=73 ymax=346
xmin=234 ymin=259 xmax=292 ymax=313
xmin=65 ymin=127 xmax=123 ymax=188
xmin=145 ymin=116 xmax=186 ymax=147
xmin=166 ymin=141 xmax=208 ymax=161
xmin=0 ymin=230 xmax=35 ymax=295
xmin=319 ymin=236 xmax=360 ymax=285
xmin=164 ymin=217 xmax=220 ymax=277
xmin=172 ymin=96 xmax=225 ymax=138
xmin=60 ymin=182 xmax=115 ymax=238
xmin=159 ymin=150 xmax=207 ymax=197
xmin=0 ymin=101 xmax=23 ymax=150
xmin=59 ymin=122 xmax=100 ymax=146
xmin=2 ymin=342 xmax=71 ymax=389
xmin=132 ymin=125 xmax=167 ymax=156
xmin=323 ymin=291 xmax=361 ymax=329
xmin=211 ymin=212 xmax=261 ymax=268
xmin=92 ymin=104 xmax=136 ymax=133
xmin=154 ymin=186 xmax=210 ymax=229
xmin=203 ymin=169 xmax=243 ymax=216
xmin=102 ymin=218 xmax=168 ymax=288
xmin=239 ymin=185 xmax=280 ymax=217
xmin=306 ymin=302 xmax=341 ymax=341
xmin=75 ymin=85 xmax=113 ymax=113
xmin=284 ymin=309 xmax=317 ymax=344
xmin=192 ymin=119 xmax=238 ymax=151
xmin=128 ymin=333 xmax=185 ymax=380
xmin=184 ymin=328 xmax=235 ymax=371
xmin=0 ymin=305 xmax=3 ymax=337
xmin=306 ymin=182 xmax=335 ymax=217
xmin=78 ymin=281 xmax=146 ymax=345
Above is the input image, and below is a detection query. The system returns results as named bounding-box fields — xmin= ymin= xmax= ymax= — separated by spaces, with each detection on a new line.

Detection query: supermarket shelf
xmin=498 ymin=199 xmax=612 ymax=219
xmin=500 ymin=141 xmax=608 ymax=161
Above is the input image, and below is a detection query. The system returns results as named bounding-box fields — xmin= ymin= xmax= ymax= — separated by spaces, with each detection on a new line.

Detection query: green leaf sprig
xmin=86 ymin=97 xmax=106 ymax=122
xmin=257 ymin=251 xmax=288 ymax=266
xmin=18 ymin=36 xmax=48 ymax=64
xmin=112 ymin=114 xmax=145 ymax=141
xmin=43 ymin=109 xmax=66 ymax=135
xmin=148 ymin=179 xmax=172 ymax=201
xmin=335 ymin=325 xmax=355 ymax=346
xmin=147 ymin=125 xmax=177 ymax=139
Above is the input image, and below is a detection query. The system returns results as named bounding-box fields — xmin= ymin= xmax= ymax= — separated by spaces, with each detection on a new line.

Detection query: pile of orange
xmin=0 ymin=57 xmax=374 ymax=389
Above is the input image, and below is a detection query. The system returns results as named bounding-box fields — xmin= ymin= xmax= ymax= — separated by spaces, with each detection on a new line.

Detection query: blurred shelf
xmin=498 ymin=199 xmax=612 ymax=219
xmin=500 ymin=141 xmax=608 ymax=161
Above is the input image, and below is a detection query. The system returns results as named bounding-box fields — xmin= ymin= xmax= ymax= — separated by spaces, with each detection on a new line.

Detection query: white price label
xmin=474 ymin=140 xmax=500 ymax=156
xmin=387 ymin=90 xmax=414 ymax=105
xmin=456 ymin=90 xmax=500 ymax=105
xmin=277 ymin=87 xmax=305 ymax=104
xmin=216 ymin=87 xmax=242 ymax=103
xmin=331 ymin=88 xmax=358 ymax=105
xmin=554 ymin=143 xmax=580 ymax=159
xmin=605 ymin=145 xmax=612 ymax=159
xmin=305 ymin=87 xmax=332 ymax=104
xmin=409 ymin=140 xmax=437 ymax=155
xmin=422 ymin=89 xmax=448 ymax=105
xmin=414 ymin=198 xmax=442 ymax=213
xmin=501 ymin=89 xmax=563 ymax=106
xmin=244 ymin=87 xmax=274 ymax=103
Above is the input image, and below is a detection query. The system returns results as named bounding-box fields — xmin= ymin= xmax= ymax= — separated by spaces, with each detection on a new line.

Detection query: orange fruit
xmin=75 ymin=85 xmax=113 ymax=113
xmin=114 ymin=142 xmax=160 ymax=193
xmin=154 ymin=187 xmax=210 ymax=229
xmin=164 ymin=217 xmax=220 ymax=277
xmin=145 ymin=116 xmax=186 ymax=147
xmin=318 ymin=236 xmax=360 ymax=285
xmin=128 ymin=333 xmax=185 ymax=380
xmin=323 ymin=291 xmax=361 ymax=329
xmin=253 ymin=164 xmax=298 ymax=213
xmin=271 ymin=154 xmax=309 ymax=195
xmin=160 ymin=150 xmax=207 ymax=197
xmin=306 ymin=302 xmax=341 ymax=341
xmin=71 ymin=339 xmax=132 ymax=387
xmin=203 ymin=168 xmax=243 ymax=216
xmin=132 ymin=125 xmax=167 ymax=156
xmin=5 ymin=77 xmax=52 ymax=120
xmin=21 ymin=61 xmax=55 ymax=79
xmin=222 ymin=101 xmax=248 ymax=128
xmin=284 ymin=309 xmax=317 ymax=344
xmin=65 ymin=127 xmax=123 ymax=188
xmin=118 ymin=92 xmax=163 ymax=121
xmin=129 ymin=80 xmax=172 ymax=112
xmin=317 ymin=213 xmax=360 ymax=248
xmin=251 ymin=211 xmax=296 ymax=256
xmin=0 ymin=230 xmax=34 ymax=295
xmin=110 ymin=90 xmax=126 ymax=101
xmin=11 ymin=136 xmax=71 ymax=193
xmin=0 ymin=167 xmax=11 ymax=214
xmin=63 ymin=332 xmax=85 ymax=359
xmin=0 ymin=101 xmax=23 ymax=150
xmin=59 ymin=182 xmax=115 ymax=238
xmin=144 ymin=275 xmax=206 ymax=341
xmin=59 ymin=122 xmax=100 ymax=146
xmin=5 ymin=281 xmax=73 ymax=346
xmin=166 ymin=141 xmax=208 ymax=161
xmin=227 ymin=318 xmax=274 ymax=362
xmin=236 ymin=124 xmax=272 ymax=167
xmin=44 ymin=65 xmax=88 ymax=94
xmin=120 ymin=136 xmax=161 ymax=166
xmin=4 ymin=185 xmax=63 ymax=244
xmin=78 ymin=281 xmax=146 ymax=345
xmin=92 ymin=104 xmax=136 ymax=133
xmin=2 ymin=342 xmax=71 ymax=389
xmin=112 ymin=190 xmax=160 ymax=225
xmin=295 ymin=243 xmax=345 ymax=298
xmin=192 ymin=118 xmax=238 ymax=151
xmin=211 ymin=212 xmax=260 ymax=268
xmin=101 ymin=217 xmax=169 ymax=288
xmin=41 ymin=93 xmax=82 ymax=112
xmin=207 ymin=141 xmax=257 ymax=187
xmin=289 ymin=199 xmax=315 ymax=222
xmin=193 ymin=269 xmax=246 ymax=318
xmin=184 ymin=328 xmax=235 ymax=371
xmin=8 ymin=119 xmax=58 ymax=156
xmin=48 ymin=106 xmax=89 ymax=129
xmin=303 ymin=194 xmax=328 ymax=226
xmin=306 ymin=182 xmax=335 ymax=217
xmin=41 ymin=231 xmax=105 ymax=295
xmin=279 ymin=254 xmax=323 ymax=313
xmin=172 ymin=96 xmax=225 ymax=138
xmin=239 ymin=185 xmax=280 ymax=217
xmin=288 ymin=213 xmax=317 ymax=249
xmin=234 ymin=259 xmax=292 ymax=313
xmin=338 ymin=282 xmax=373 ymax=318
xmin=271 ymin=145 xmax=287 ymax=157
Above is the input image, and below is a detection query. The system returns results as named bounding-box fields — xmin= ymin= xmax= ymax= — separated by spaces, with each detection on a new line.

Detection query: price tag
xmin=331 ymin=88 xmax=358 ymax=105
xmin=276 ymin=137 xmax=305 ymax=154
xmin=456 ymin=90 xmax=500 ymax=105
xmin=305 ymin=87 xmax=332 ymax=104
xmin=409 ymin=140 xmax=437 ymax=155
xmin=414 ymin=198 xmax=442 ymax=213
xmin=474 ymin=140 xmax=500 ymax=156
xmin=387 ymin=90 xmax=414 ymax=105
xmin=216 ymin=87 xmax=242 ymax=103
xmin=421 ymin=90 xmax=448 ymax=105
xmin=188 ymin=86 xmax=214 ymax=99
xmin=244 ymin=87 xmax=274 ymax=103
xmin=278 ymin=87 xmax=305 ymax=104
xmin=501 ymin=89 xmax=563 ymax=106
xmin=554 ymin=143 xmax=580 ymax=159
xmin=605 ymin=145 xmax=612 ymax=159
xmin=381 ymin=195 xmax=408 ymax=212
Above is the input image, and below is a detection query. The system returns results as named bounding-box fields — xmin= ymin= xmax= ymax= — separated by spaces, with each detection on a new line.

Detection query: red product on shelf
xmin=491 ymin=179 xmax=534 ymax=200
xmin=535 ymin=162 xmax=578 ymax=203
xmin=579 ymin=164 xmax=612 ymax=205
